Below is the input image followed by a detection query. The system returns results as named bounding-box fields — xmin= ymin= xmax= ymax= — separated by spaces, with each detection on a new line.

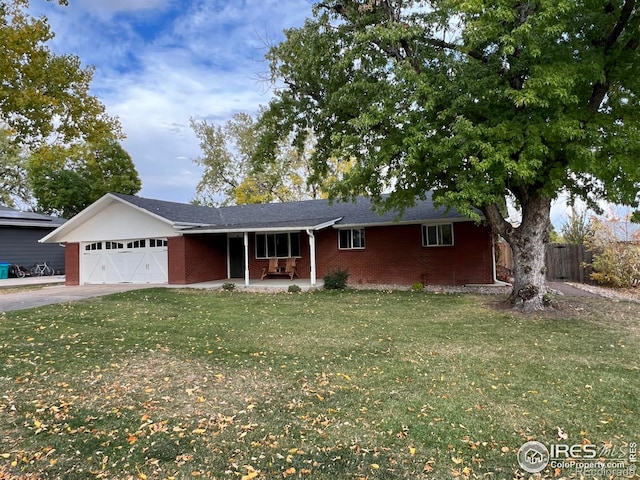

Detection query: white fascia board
xmin=39 ymin=193 xmax=176 ymax=243
xmin=334 ymin=217 xmax=473 ymax=229
xmin=180 ymin=218 xmax=343 ymax=235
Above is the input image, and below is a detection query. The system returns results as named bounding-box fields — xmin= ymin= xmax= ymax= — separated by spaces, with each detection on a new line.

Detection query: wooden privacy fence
xmin=496 ymin=242 xmax=592 ymax=283
xmin=545 ymin=243 xmax=592 ymax=283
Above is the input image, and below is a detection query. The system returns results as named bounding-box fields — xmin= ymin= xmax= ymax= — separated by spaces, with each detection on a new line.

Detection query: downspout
xmin=491 ymin=235 xmax=498 ymax=283
xmin=306 ymin=229 xmax=317 ymax=286
xmin=243 ymin=232 xmax=250 ymax=287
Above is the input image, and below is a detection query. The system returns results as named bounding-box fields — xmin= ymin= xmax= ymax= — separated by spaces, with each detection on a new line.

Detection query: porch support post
xmin=307 ymin=229 xmax=317 ymax=286
xmin=243 ymin=231 xmax=250 ymax=287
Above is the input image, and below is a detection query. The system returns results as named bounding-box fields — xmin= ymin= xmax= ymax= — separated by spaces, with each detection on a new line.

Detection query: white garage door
xmin=81 ymin=238 xmax=168 ymax=284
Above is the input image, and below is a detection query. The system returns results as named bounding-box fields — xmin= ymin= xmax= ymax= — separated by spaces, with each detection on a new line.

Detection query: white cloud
xmin=34 ymin=0 xmax=313 ymax=202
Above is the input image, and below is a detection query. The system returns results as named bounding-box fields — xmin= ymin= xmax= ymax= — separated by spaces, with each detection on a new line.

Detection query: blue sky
xmin=29 ymin=0 xmax=632 ymax=228
xmin=33 ymin=0 xmax=314 ymax=204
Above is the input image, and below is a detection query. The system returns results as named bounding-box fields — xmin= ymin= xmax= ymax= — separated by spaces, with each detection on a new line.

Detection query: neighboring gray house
xmin=0 ymin=206 xmax=66 ymax=274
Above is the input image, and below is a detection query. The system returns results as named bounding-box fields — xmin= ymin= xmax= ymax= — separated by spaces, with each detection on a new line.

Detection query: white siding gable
xmin=57 ymin=201 xmax=177 ymax=243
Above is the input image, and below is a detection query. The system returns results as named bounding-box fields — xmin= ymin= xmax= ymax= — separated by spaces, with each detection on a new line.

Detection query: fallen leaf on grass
xmin=242 ymin=465 xmax=259 ymax=480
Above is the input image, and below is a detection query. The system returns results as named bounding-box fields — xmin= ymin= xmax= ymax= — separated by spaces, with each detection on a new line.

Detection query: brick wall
xmin=168 ymin=235 xmax=228 ymax=284
xmin=165 ymin=223 xmax=493 ymax=286
xmin=315 ymin=222 xmax=493 ymax=286
xmin=65 ymin=243 xmax=80 ymax=286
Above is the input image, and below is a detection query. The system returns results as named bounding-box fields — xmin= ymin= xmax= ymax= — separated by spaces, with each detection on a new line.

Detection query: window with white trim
xmin=85 ymin=242 xmax=103 ymax=251
xmin=339 ymin=228 xmax=365 ymax=250
xmin=105 ymin=242 xmax=124 ymax=250
xmin=255 ymin=232 xmax=301 ymax=259
xmin=422 ymin=224 xmax=454 ymax=246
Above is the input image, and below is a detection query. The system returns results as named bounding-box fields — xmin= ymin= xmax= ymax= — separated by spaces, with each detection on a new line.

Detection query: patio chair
xmin=261 ymin=257 xmax=280 ymax=280
xmin=283 ymin=257 xmax=298 ymax=280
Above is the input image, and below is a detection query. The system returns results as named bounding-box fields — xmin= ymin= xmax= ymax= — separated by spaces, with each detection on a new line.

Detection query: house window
xmin=85 ymin=242 xmax=102 ymax=251
xmin=126 ymin=239 xmax=146 ymax=249
xmin=422 ymin=224 xmax=454 ymax=247
xmin=339 ymin=228 xmax=365 ymax=250
xmin=255 ymin=232 xmax=301 ymax=259
xmin=105 ymin=242 xmax=124 ymax=250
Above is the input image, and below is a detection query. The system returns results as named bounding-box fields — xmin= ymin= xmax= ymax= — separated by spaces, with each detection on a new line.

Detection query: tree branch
xmin=481 ymin=203 xmax=513 ymax=240
xmin=284 ymin=79 xmax=323 ymax=104
xmin=588 ymin=0 xmax=638 ymax=112
xmin=604 ymin=0 xmax=636 ymax=51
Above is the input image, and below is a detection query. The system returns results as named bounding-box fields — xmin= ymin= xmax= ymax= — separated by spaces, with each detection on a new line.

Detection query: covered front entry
xmin=228 ymin=235 xmax=245 ymax=278
xmin=81 ymin=238 xmax=168 ymax=284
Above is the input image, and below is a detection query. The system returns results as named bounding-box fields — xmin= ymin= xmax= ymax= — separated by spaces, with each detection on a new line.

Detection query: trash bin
xmin=0 ymin=263 xmax=9 ymax=279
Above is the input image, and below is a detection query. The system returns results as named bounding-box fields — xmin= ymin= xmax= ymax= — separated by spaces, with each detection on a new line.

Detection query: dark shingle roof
xmin=112 ymin=193 xmax=223 ymax=225
xmin=0 ymin=206 xmax=65 ymax=228
xmin=112 ymin=192 xmax=469 ymax=231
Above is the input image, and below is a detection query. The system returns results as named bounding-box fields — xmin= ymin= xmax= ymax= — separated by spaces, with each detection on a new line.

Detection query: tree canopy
xmin=1 ymin=0 xmax=133 ymax=214
xmin=0 ymin=128 xmax=28 ymax=207
xmin=26 ymin=136 xmax=141 ymax=218
xmin=191 ymin=112 xmax=321 ymax=206
xmin=257 ymin=0 xmax=640 ymax=311
xmin=0 ymin=0 xmax=121 ymax=148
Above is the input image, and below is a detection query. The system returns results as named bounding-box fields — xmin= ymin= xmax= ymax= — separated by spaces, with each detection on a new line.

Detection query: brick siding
xmin=315 ymin=222 xmax=493 ymax=286
xmin=65 ymin=243 xmax=80 ymax=286
xmin=168 ymin=235 xmax=228 ymax=284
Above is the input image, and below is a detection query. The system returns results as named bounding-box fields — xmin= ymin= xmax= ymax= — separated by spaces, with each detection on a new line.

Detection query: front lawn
xmin=0 ymin=289 xmax=638 ymax=479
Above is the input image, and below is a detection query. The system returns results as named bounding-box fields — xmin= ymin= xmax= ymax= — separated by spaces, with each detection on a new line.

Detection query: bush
xmin=411 ymin=282 xmax=424 ymax=292
xmin=288 ymin=284 xmax=302 ymax=293
xmin=586 ymin=217 xmax=640 ymax=288
xmin=221 ymin=282 xmax=236 ymax=291
xmin=323 ymin=268 xmax=349 ymax=290
xmin=589 ymin=243 xmax=640 ymax=288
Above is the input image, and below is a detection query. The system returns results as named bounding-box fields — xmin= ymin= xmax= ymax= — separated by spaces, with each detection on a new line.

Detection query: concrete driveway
xmin=0 ymin=284 xmax=155 ymax=313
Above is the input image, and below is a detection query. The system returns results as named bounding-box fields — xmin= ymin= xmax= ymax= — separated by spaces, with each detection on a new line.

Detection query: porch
xmin=172 ymin=278 xmax=324 ymax=292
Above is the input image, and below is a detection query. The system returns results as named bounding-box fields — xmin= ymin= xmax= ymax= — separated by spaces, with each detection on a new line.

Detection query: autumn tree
xmin=0 ymin=129 xmax=29 ymax=207
xmin=257 ymin=0 xmax=640 ymax=311
xmin=191 ymin=111 xmax=320 ymax=206
xmin=0 ymin=0 xmax=121 ymax=148
xmin=560 ymin=208 xmax=594 ymax=245
xmin=26 ymin=136 xmax=141 ymax=218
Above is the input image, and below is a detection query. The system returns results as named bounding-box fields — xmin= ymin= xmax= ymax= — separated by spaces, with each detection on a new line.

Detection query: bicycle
xmin=9 ymin=264 xmax=27 ymax=278
xmin=30 ymin=261 xmax=55 ymax=277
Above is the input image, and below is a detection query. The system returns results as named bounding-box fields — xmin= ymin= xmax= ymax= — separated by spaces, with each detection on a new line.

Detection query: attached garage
xmin=39 ymin=194 xmax=195 ymax=285
xmin=81 ymin=238 xmax=168 ymax=284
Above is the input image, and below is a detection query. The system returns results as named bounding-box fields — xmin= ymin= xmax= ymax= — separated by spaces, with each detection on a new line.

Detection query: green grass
xmin=0 ymin=289 xmax=638 ymax=479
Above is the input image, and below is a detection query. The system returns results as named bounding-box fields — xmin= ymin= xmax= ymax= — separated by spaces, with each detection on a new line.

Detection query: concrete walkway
xmin=0 ymin=278 xmax=323 ymax=313
xmin=0 ymin=283 xmax=154 ymax=313
xmin=547 ymin=281 xmax=600 ymax=297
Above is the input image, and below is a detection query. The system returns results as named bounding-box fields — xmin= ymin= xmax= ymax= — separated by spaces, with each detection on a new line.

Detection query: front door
xmin=228 ymin=236 xmax=244 ymax=278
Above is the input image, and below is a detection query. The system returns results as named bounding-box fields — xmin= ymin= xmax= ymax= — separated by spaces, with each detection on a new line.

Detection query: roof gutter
xmin=179 ymin=217 xmax=343 ymax=235
xmin=334 ymin=217 xmax=471 ymax=229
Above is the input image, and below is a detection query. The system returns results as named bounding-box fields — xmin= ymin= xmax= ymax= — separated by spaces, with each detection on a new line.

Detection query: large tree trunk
xmin=484 ymin=193 xmax=551 ymax=312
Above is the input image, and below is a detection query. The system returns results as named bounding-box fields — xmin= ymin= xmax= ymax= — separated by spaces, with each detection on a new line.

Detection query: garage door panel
xmin=81 ymin=239 xmax=168 ymax=284
xmin=104 ymin=251 xmax=128 ymax=283
xmin=82 ymin=251 xmax=104 ymax=284
xmin=147 ymin=250 xmax=168 ymax=283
